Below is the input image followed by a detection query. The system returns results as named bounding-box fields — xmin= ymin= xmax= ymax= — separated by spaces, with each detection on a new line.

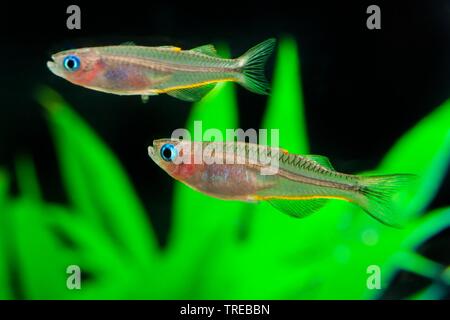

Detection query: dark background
xmin=1 ymin=0 xmax=449 ymax=250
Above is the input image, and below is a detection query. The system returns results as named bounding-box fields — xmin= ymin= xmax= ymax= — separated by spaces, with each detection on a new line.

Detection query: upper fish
xmin=47 ymin=38 xmax=276 ymax=102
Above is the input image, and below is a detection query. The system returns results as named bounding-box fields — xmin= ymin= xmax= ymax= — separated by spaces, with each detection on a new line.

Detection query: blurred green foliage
xmin=0 ymin=37 xmax=449 ymax=299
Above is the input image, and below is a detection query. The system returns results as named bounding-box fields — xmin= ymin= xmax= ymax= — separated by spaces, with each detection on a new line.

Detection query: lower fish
xmin=148 ymin=139 xmax=416 ymax=228
xmin=47 ymin=38 xmax=276 ymax=102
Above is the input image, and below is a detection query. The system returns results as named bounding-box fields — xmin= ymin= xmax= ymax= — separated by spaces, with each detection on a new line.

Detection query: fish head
xmin=148 ymin=139 xmax=200 ymax=180
xmin=47 ymin=48 xmax=104 ymax=86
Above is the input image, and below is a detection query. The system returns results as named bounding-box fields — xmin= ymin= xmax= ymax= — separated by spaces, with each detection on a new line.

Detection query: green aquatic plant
xmin=0 ymin=37 xmax=449 ymax=299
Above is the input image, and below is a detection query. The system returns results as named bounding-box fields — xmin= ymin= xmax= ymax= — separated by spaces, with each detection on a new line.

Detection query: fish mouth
xmin=46 ymin=60 xmax=55 ymax=68
xmin=46 ymin=59 xmax=58 ymax=75
xmin=46 ymin=55 xmax=63 ymax=77
xmin=148 ymin=146 xmax=155 ymax=158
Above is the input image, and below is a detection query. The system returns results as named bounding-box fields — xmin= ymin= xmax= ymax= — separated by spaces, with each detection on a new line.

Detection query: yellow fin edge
xmin=154 ymin=78 xmax=239 ymax=94
xmin=254 ymin=195 xmax=352 ymax=202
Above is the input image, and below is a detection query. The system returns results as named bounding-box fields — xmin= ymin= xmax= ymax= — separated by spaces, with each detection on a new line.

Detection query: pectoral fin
xmin=267 ymin=198 xmax=328 ymax=218
xmin=140 ymin=92 xmax=159 ymax=103
xmin=166 ymin=83 xmax=216 ymax=101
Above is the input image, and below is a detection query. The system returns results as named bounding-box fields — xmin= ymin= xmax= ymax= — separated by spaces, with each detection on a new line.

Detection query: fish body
xmin=148 ymin=139 xmax=415 ymax=227
xmin=47 ymin=38 xmax=276 ymax=101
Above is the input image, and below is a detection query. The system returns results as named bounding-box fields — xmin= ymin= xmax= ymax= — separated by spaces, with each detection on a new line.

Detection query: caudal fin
xmin=237 ymin=38 xmax=276 ymax=95
xmin=356 ymin=174 xmax=417 ymax=228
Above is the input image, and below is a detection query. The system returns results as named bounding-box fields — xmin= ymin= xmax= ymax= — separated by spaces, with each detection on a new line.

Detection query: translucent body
xmin=148 ymin=139 xmax=414 ymax=227
xmin=47 ymin=39 xmax=277 ymax=100
xmin=149 ymin=140 xmax=360 ymax=201
xmin=48 ymin=46 xmax=239 ymax=95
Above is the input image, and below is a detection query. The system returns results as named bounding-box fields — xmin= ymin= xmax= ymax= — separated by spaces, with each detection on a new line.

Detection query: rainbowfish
xmin=148 ymin=139 xmax=416 ymax=228
xmin=47 ymin=38 xmax=276 ymax=102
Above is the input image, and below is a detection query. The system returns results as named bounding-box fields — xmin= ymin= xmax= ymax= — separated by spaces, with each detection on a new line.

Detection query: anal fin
xmin=166 ymin=83 xmax=216 ymax=101
xmin=267 ymin=198 xmax=328 ymax=218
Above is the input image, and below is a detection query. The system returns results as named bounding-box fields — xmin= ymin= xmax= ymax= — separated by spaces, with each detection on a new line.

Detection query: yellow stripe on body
xmin=253 ymin=194 xmax=353 ymax=202
xmin=153 ymin=78 xmax=239 ymax=93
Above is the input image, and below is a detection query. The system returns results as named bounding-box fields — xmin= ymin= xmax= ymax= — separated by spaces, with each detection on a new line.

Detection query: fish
xmin=47 ymin=38 xmax=276 ymax=102
xmin=148 ymin=139 xmax=416 ymax=228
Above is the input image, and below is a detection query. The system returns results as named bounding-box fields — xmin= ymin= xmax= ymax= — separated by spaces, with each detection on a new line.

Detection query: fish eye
xmin=63 ymin=55 xmax=81 ymax=72
xmin=160 ymin=144 xmax=178 ymax=162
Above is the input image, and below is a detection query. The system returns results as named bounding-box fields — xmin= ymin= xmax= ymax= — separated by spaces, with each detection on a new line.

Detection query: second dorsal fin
xmin=190 ymin=44 xmax=218 ymax=56
xmin=120 ymin=41 xmax=136 ymax=46
xmin=304 ymin=155 xmax=335 ymax=170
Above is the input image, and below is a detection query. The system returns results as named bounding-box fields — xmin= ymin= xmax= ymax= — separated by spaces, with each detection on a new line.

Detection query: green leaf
xmin=7 ymin=200 xmax=74 ymax=298
xmin=246 ymin=36 xmax=323 ymax=259
xmin=196 ymin=37 xmax=344 ymax=300
xmin=377 ymin=100 xmax=450 ymax=218
xmin=15 ymin=156 xmax=41 ymax=201
xmin=35 ymin=86 xmax=158 ymax=269
xmin=384 ymin=207 xmax=450 ymax=280
xmin=168 ymin=45 xmax=246 ymax=297
xmin=45 ymin=207 xmax=142 ymax=299
xmin=380 ymin=207 xmax=450 ymax=299
xmin=262 ymin=36 xmax=309 ymax=153
xmin=0 ymin=169 xmax=12 ymax=299
xmin=0 ymin=168 xmax=8 ymax=207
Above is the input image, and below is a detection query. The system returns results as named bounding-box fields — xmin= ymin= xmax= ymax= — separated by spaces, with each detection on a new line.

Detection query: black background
xmin=1 ymin=0 xmax=449 ymax=252
xmin=1 ymin=299 xmax=448 ymax=316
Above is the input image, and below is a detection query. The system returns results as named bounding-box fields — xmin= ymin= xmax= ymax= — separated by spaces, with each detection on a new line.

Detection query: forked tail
xmin=237 ymin=38 xmax=276 ymax=95
xmin=355 ymin=174 xmax=417 ymax=228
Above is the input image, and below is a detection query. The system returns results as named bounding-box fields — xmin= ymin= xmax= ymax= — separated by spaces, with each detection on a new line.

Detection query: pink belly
xmin=100 ymin=67 xmax=152 ymax=92
xmin=187 ymin=164 xmax=262 ymax=199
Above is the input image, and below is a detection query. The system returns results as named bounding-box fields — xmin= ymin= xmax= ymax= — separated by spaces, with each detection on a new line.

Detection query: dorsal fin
xmin=304 ymin=155 xmax=335 ymax=170
xmin=158 ymin=45 xmax=181 ymax=52
xmin=278 ymin=153 xmax=336 ymax=174
xmin=120 ymin=41 xmax=136 ymax=46
xmin=190 ymin=44 xmax=218 ymax=56
xmin=165 ymin=83 xmax=216 ymax=101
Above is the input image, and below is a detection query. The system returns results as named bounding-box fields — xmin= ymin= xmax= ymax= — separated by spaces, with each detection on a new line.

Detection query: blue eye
xmin=63 ymin=55 xmax=80 ymax=72
xmin=160 ymin=144 xmax=178 ymax=162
